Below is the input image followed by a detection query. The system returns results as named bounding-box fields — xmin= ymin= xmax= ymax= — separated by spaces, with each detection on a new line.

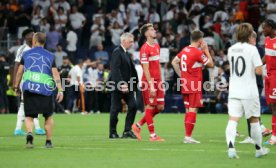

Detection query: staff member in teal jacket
xmin=14 ymin=32 xmax=63 ymax=148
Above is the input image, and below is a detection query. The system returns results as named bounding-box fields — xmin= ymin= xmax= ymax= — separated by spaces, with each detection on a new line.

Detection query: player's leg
xmin=244 ymin=98 xmax=269 ymax=157
xmin=239 ymin=119 xmax=255 ymax=144
xmin=14 ymin=102 xmax=26 ymax=135
xmin=44 ymin=115 xmax=54 ymax=148
xmin=226 ymin=99 xmax=242 ymax=159
xmin=122 ymin=91 xmax=137 ymax=139
xmin=25 ymin=116 xmax=35 ymax=148
xmin=183 ymin=93 xmax=201 ymax=144
xmin=34 ymin=115 xmax=46 ymax=135
xmin=264 ymin=75 xmax=276 ymax=145
xmin=267 ymin=103 xmax=276 ymax=144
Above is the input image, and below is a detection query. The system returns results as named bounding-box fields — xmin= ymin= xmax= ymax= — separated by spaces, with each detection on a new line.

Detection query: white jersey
xmin=227 ymin=42 xmax=262 ymax=99
xmin=15 ymin=43 xmax=31 ymax=63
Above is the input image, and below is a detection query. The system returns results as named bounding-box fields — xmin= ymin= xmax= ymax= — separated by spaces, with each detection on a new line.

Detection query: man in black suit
xmin=109 ymin=33 xmax=138 ymax=139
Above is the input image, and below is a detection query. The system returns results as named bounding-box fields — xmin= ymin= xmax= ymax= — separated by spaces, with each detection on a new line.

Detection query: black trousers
xmin=109 ymin=90 xmax=137 ymax=135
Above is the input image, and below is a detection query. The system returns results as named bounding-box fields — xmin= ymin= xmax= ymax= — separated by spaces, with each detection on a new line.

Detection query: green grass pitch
xmin=0 ymin=113 xmax=275 ymax=168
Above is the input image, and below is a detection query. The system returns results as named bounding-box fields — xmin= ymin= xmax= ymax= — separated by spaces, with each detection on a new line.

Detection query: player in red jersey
xmin=171 ymin=30 xmax=214 ymax=143
xmin=262 ymin=19 xmax=276 ymax=145
xmin=132 ymin=23 xmax=165 ymax=142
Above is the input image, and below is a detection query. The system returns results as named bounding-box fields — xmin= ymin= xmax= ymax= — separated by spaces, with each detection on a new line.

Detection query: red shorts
xmin=182 ymin=93 xmax=203 ymax=109
xmin=142 ymin=80 xmax=165 ymax=106
xmin=265 ymin=75 xmax=276 ymax=104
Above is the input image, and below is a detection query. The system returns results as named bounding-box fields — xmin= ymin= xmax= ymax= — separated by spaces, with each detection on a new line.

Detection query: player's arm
xmin=13 ymin=64 xmax=24 ymax=95
xmin=253 ymin=47 xmax=263 ymax=76
xmin=201 ymin=41 xmax=214 ymax=68
xmin=12 ymin=62 xmax=20 ymax=86
xmin=262 ymin=56 xmax=266 ymax=64
xmin=255 ymin=66 xmax=263 ymax=75
xmin=52 ymin=67 xmax=64 ymax=102
xmin=171 ymin=56 xmax=181 ymax=77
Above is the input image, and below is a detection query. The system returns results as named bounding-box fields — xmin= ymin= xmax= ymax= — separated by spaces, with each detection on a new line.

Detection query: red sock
xmin=138 ymin=116 xmax=146 ymax=127
xmin=139 ymin=107 xmax=160 ymax=127
xmin=145 ymin=108 xmax=155 ymax=135
xmin=272 ymin=116 xmax=276 ymax=136
xmin=185 ymin=112 xmax=197 ymax=137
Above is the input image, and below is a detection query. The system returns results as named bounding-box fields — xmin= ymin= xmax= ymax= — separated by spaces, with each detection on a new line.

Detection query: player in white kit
xmin=13 ymin=29 xmax=45 ymax=136
xmin=225 ymin=23 xmax=269 ymax=158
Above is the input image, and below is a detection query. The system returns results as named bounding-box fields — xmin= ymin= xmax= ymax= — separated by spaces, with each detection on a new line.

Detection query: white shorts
xmin=228 ymin=98 xmax=260 ymax=119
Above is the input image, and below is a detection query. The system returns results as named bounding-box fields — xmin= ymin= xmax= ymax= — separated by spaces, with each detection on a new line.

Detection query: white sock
xmin=15 ymin=103 xmax=25 ymax=130
xmin=226 ymin=120 xmax=238 ymax=148
xmin=34 ymin=116 xmax=41 ymax=129
xmin=260 ymin=123 xmax=266 ymax=132
xmin=250 ymin=122 xmax=262 ymax=150
xmin=271 ymin=135 xmax=276 ymax=141
xmin=150 ymin=133 xmax=156 ymax=138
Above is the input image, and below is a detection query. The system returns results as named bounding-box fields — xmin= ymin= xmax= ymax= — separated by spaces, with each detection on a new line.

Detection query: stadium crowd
xmin=0 ymin=0 xmax=274 ymax=114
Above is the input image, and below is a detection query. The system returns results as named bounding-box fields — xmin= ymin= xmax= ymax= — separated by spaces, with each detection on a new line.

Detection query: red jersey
xmin=176 ymin=46 xmax=209 ymax=93
xmin=140 ymin=42 xmax=161 ymax=81
xmin=265 ymin=36 xmax=276 ymax=76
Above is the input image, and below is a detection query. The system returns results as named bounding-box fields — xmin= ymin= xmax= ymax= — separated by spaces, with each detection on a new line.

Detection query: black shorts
xmin=23 ymin=91 xmax=53 ymax=118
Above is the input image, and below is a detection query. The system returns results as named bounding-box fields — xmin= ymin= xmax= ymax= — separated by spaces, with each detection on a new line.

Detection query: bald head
xmin=32 ymin=32 xmax=46 ymax=47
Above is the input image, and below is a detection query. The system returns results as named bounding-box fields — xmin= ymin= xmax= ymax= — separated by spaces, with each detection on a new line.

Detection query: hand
xmin=120 ymin=84 xmax=129 ymax=93
xmin=200 ymin=41 xmax=208 ymax=52
xmin=56 ymin=92 xmax=64 ymax=103
xmin=149 ymin=85 xmax=156 ymax=98
xmin=14 ymin=87 xmax=21 ymax=96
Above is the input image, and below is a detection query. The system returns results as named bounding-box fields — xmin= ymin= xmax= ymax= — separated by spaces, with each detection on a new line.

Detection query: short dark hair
xmin=236 ymin=23 xmax=253 ymax=43
xmin=33 ymin=32 xmax=46 ymax=45
xmin=191 ymin=30 xmax=204 ymax=42
xmin=22 ymin=28 xmax=33 ymax=38
xmin=264 ymin=19 xmax=276 ymax=29
xmin=139 ymin=23 xmax=153 ymax=36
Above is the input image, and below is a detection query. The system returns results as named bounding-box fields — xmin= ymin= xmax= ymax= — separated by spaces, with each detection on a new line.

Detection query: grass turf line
xmin=0 ymin=114 xmax=275 ymax=168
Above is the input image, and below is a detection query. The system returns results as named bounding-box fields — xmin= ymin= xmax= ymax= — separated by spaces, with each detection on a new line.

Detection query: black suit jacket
xmin=108 ymin=46 xmax=138 ymax=91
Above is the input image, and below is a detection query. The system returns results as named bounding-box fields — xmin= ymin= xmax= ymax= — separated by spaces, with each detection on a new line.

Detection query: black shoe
xmin=122 ymin=131 xmax=137 ymax=139
xmin=109 ymin=133 xmax=120 ymax=139
xmin=26 ymin=133 xmax=34 ymax=148
xmin=45 ymin=140 xmax=53 ymax=148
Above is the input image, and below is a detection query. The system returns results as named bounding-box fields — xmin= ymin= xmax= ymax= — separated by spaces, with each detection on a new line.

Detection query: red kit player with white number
xmin=262 ymin=19 xmax=276 ymax=145
xmin=132 ymin=23 xmax=165 ymax=142
xmin=172 ymin=30 xmax=214 ymax=143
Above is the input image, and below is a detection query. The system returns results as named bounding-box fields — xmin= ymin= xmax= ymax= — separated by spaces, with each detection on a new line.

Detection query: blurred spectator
xmin=0 ymin=55 xmax=9 ymax=113
xmin=39 ymin=17 xmax=50 ymax=33
xmin=108 ymin=21 xmax=124 ymax=47
xmin=84 ymin=59 xmax=98 ymax=113
xmin=107 ymin=9 xmax=124 ymax=27
xmin=54 ymin=6 xmax=67 ymax=30
xmin=46 ymin=25 xmax=61 ymax=52
xmin=127 ymin=0 xmax=142 ymax=29
xmin=66 ymin=59 xmax=84 ymax=113
xmin=55 ymin=0 xmax=71 ymax=14
xmin=94 ymin=43 xmax=109 ymax=65
xmin=31 ymin=5 xmax=44 ymax=31
xmin=144 ymin=7 xmax=160 ymax=23
xmin=8 ymin=39 xmax=21 ymax=61
xmin=134 ymin=59 xmax=144 ymax=113
xmin=54 ymin=44 xmax=68 ymax=68
xmin=34 ymin=0 xmax=50 ymax=16
xmin=95 ymin=63 xmax=105 ymax=113
xmin=58 ymin=56 xmax=72 ymax=111
xmin=66 ymin=26 xmax=78 ymax=63
xmin=164 ymin=62 xmax=175 ymax=94
xmin=90 ymin=16 xmax=105 ymax=48
xmin=234 ymin=3 xmax=244 ymax=22
xmin=213 ymin=5 xmax=229 ymax=22
xmin=266 ymin=0 xmax=276 ymax=22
